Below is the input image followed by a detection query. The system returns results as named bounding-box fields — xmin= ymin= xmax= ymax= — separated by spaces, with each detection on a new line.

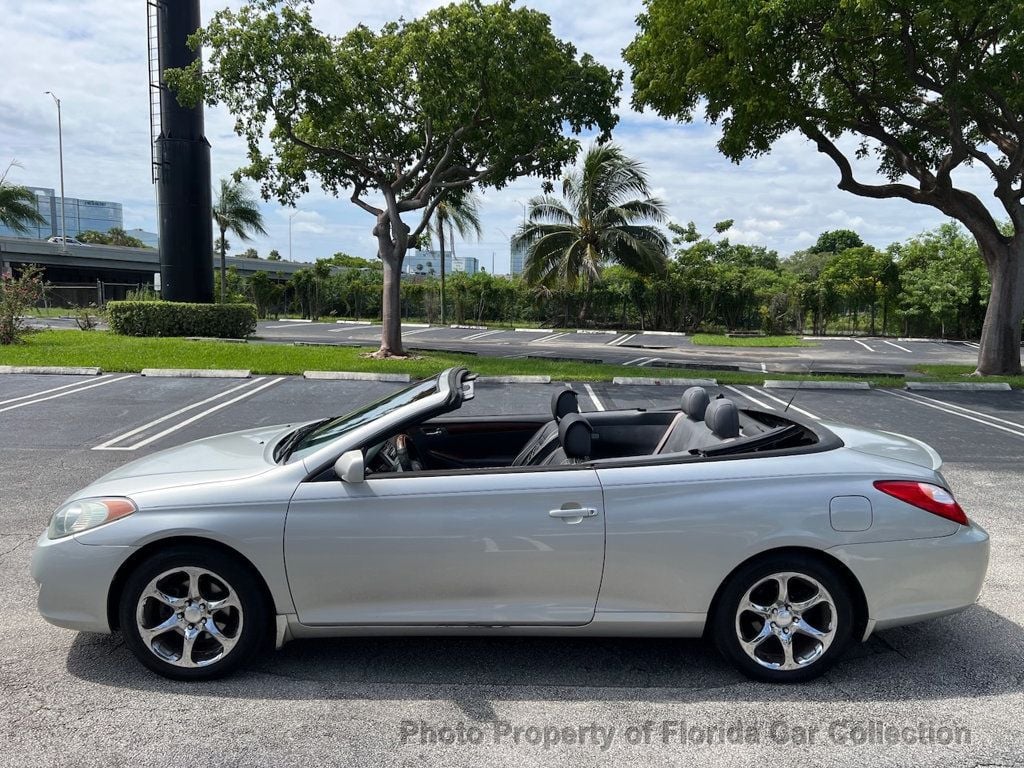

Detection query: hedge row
xmin=107 ymin=301 xmax=257 ymax=339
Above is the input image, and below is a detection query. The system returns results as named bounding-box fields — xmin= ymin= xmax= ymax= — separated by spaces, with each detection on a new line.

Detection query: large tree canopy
xmin=627 ymin=0 xmax=1024 ymax=374
xmin=167 ymin=0 xmax=620 ymax=356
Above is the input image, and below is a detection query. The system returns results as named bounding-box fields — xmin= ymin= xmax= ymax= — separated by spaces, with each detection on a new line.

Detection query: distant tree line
xmin=216 ymin=224 xmax=988 ymax=339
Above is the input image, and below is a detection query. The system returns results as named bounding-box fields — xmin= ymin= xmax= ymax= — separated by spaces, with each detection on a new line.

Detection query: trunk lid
xmin=822 ymin=422 xmax=942 ymax=471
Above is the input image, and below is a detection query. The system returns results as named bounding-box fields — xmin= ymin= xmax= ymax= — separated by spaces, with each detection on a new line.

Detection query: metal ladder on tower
xmin=146 ymin=0 xmax=163 ymax=184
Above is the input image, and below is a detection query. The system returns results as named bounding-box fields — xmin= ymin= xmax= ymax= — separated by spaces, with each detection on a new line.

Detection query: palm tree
xmin=0 ymin=161 xmax=45 ymax=235
xmin=513 ymin=144 xmax=669 ymax=324
xmin=427 ymin=191 xmax=483 ymax=324
xmin=212 ymin=179 xmax=267 ymax=302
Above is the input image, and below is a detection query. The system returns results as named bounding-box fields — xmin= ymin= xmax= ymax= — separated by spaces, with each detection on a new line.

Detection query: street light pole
xmin=288 ymin=210 xmax=300 ymax=261
xmin=44 ymin=91 xmax=67 ymax=253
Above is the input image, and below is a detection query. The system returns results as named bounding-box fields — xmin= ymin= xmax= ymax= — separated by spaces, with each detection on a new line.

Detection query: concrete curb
xmin=404 ymin=323 xmax=431 ymax=329
xmin=303 ymin=370 xmax=411 ymax=382
xmin=764 ymin=380 xmax=872 ymax=390
xmin=514 ymin=328 xmax=553 ymax=333
xmin=478 ymin=375 xmax=552 ymax=384
xmin=278 ymin=318 xmax=313 ymax=323
xmin=141 ymin=369 xmax=251 ymax=378
xmin=336 ymin=319 xmax=373 ymax=325
xmin=641 ymin=330 xmax=686 ymax=337
xmin=185 ymin=337 xmax=248 ymax=343
xmin=0 ymin=365 xmax=102 ymax=376
xmin=613 ymin=376 xmax=717 ymax=386
xmin=450 ymin=324 xmax=487 ymax=330
xmin=905 ymin=381 xmax=1011 ymax=391
xmin=292 ymin=341 xmax=359 ymax=347
xmin=576 ymin=329 xmax=619 ymax=335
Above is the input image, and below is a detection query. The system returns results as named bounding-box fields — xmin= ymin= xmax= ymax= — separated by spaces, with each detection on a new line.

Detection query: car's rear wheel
xmin=712 ymin=553 xmax=854 ymax=683
xmin=118 ymin=546 xmax=268 ymax=680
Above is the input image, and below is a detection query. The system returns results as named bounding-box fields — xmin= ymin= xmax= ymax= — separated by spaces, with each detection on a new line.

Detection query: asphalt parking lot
xmin=2 ymin=372 xmax=1023 ymax=767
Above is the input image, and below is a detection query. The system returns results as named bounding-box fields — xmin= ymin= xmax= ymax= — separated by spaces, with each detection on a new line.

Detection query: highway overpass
xmin=0 ymin=236 xmax=307 ymax=286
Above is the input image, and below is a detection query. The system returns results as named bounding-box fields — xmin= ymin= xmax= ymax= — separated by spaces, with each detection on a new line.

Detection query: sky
xmin=0 ymin=0 xmax=1001 ymax=272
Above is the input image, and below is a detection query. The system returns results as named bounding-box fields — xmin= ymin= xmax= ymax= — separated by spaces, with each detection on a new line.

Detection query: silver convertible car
xmin=32 ymin=367 xmax=989 ymax=682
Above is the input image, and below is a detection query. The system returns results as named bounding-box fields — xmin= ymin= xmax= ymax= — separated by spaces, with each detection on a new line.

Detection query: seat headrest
xmin=705 ymin=398 xmax=740 ymax=439
xmin=558 ymin=413 xmax=593 ymax=459
xmin=551 ymin=389 xmax=580 ymax=421
xmin=681 ymin=387 xmax=710 ymax=421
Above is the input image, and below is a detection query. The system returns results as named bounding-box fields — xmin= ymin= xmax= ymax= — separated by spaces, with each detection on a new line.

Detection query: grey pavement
xmin=1 ymin=372 xmax=1022 ymax=767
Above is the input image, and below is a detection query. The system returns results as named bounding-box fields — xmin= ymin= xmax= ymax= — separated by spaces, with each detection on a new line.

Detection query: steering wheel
xmin=394 ymin=434 xmax=423 ymax=472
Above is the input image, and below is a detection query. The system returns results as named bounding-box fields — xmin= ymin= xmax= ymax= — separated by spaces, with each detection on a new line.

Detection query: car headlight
xmin=47 ymin=497 xmax=137 ymax=539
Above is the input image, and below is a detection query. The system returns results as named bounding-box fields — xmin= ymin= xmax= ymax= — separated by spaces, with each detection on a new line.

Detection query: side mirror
xmin=334 ymin=449 xmax=365 ymax=483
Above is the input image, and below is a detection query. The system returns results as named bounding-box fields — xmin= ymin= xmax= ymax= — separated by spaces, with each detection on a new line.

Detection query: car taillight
xmin=873 ymin=480 xmax=968 ymax=525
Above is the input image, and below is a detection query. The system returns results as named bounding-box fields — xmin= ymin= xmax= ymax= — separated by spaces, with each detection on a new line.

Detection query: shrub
xmin=107 ymin=301 xmax=257 ymax=339
xmin=0 ymin=265 xmax=45 ymax=345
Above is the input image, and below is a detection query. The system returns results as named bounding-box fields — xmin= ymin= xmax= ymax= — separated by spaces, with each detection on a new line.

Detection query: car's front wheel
xmin=712 ymin=553 xmax=854 ymax=683
xmin=118 ymin=546 xmax=268 ymax=680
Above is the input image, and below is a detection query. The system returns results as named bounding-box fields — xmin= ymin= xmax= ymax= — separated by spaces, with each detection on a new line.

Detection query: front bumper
xmin=31 ymin=532 xmax=134 ymax=633
xmin=827 ymin=521 xmax=990 ymax=636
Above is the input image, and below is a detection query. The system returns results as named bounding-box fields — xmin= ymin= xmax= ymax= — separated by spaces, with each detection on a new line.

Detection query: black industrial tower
xmin=148 ymin=0 xmax=213 ymax=302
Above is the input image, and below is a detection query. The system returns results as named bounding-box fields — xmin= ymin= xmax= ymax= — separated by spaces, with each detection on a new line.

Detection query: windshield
xmin=280 ymin=377 xmax=439 ymax=463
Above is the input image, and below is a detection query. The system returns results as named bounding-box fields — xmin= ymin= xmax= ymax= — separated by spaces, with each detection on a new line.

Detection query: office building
xmin=0 ymin=186 xmax=123 ymax=240
xmin=510 ymin=238 xmax=528 ymax=276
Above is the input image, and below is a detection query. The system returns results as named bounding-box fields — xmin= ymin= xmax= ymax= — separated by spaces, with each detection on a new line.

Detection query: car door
xmin=284 ymin=466 xmax=606 ymax=626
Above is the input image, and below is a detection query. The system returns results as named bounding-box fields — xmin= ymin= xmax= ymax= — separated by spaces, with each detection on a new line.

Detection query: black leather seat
xmin=656 ymin=386 xmax=712 ymax=454
xmin=511 ymin=389 xmax=579 ymax=466
xmin=540 ymin=413 xmax=594 ymax=465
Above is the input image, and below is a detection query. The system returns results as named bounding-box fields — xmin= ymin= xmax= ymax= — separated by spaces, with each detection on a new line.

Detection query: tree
xmin=78 ymin=227 xmax=147 ymax=248
xmin=240 ymin=247 xmax=260 ymax=259
xmin=212 ymin=178 xmax=267 ymax=303
xmin=267 ymin=249 xmax=282 ymax=261
xmin=810 ymin=230 xmax=864 ymax=255
xmin=328 ymin=252 xmax=381 ymax=270
xmin=513 ymin=144 xmax=669 ymax=324
xmin=427 ymin=191 xmax=483 ymax=324
xmin=628 ymin=0 xmax=1024 ymax=374
xmin=0 ymin=161 xmax=45 ymax=235
xmin=167 ymin=0 xmax=619 ymax=356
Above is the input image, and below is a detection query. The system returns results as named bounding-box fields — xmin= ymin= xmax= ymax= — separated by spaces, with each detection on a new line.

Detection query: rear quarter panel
xmin=594 ymin=448 xmax=958 ymax=616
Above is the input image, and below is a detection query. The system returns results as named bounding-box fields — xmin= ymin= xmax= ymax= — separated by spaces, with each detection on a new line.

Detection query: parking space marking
xmin=582 ymin=383 xmax=605 ymax=412
xmin=882 ymin=340 xmax=913 ymax=353
xmin=622 ymin=356 xmax=656 ymax=366
xmin=0 ymin=376 xmax=113 ymax=407
xmin=530 ymin=332 xmax=570 ymax=344
xmin=882 ymin=389 xmax=1024 ymax=436
xmin=94 ymin=377 xmax=286 ymax=451
xmin=852 ymin=339 xmax=875 ymax=352
xmin=724 ymin=385 xmax=776 ymax=411
xmin=608 ymin=333 xmax=636 ymax=346
xmin=0 ymin=375 xmax=133 ymax=414
xmin=462 ymin=329 xmax=504 ymax=341
xmin=750 ymin=388 xmax=820 ymax=420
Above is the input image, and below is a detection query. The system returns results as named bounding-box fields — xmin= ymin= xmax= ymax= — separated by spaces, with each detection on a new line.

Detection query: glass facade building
xmin=510 ymin=238 xmax=528 ymax=276
xmin=0 ymin=186 xmax=123 ymax=240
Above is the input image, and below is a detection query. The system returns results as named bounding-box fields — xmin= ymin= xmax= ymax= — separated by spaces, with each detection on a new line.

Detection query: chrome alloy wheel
xmin=734 ymin=571 xmax=837 ymax=671
xmin=135 ymin=566 xmax=243 ymax=668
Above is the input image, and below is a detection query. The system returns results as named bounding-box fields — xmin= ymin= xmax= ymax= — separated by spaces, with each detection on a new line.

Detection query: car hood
xmin=90 ymin=423 xmax=294 ymax=490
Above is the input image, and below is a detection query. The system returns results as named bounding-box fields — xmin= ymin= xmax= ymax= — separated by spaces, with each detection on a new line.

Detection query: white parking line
xmin=760 ymin=362 xmax=768 ymax=373
xmin=329 ymin=325 xmax=379 ymax=333
xmin=622 ymin=356 xmax=655 ymax=366
xmin=751 ymin=388 xmax=820 ymax=420
xmin=637 ymin=358 xmax=661 ymax=367
xmin=893 ymin=390 xmax=1024 ymax=432
xmin=608 ymin=333 xmax=636 ymax=346
xmin=583 ymin=383 xmax=606 ymax=412
xmin=92 ymin=378 xmax=268 ymax=450
xmin=462 ymin=329 xmax=504 ymax=341
xmin=95 ymin=377 xmax=286 ymax=451
xmin=530 ymin=332 xmax=570 ymax=344
xmin=879 ymin=389 xmax=1024 ymax=438
xmin=724 ymin=385 xmax=776 ymax=411
xmin=882 ymin=340 xmax=913 ymax=353
xmin=852 ymin=339 xmax=875 ymax=352
xmin=399 ymin=328 xmax=432 ymax=338
xmin=0 ymin=375 xmax=133 ymax=414
xmin=0 ymin=376 xmax=114 ymax=407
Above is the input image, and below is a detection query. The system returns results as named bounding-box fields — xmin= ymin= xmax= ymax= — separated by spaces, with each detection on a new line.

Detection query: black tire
xmin=118 ymin=545 xmax=269 ymax=681
xmin=711 ymin=552 xmax=854 ymax=683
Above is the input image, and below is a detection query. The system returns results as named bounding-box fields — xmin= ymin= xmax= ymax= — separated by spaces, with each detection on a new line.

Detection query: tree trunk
xmin=219 ymin=227 xmax=227 ymax=304
xmin=438 ymin=213 xmax=446 ymax=325
xmin=378 ymin=247 xmax=405 ymax=357
xmin=976 ymin=242 xmax=1024 ymax=375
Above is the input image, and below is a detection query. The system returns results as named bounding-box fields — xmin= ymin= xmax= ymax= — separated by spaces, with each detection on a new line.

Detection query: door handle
xmin=549 ymin=507 xmax=598 ymax=519
xmin=422 ymin=427 xmax=446 ymax=437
